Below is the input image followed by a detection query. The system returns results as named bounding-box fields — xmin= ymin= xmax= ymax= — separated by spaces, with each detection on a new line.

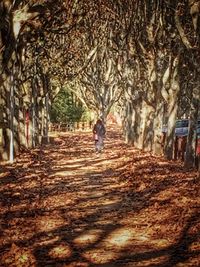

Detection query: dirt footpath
xmin=0 ymin=129 xmax=199 ymax=267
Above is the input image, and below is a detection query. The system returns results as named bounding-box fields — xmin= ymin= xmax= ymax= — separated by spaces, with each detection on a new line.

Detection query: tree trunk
xmin=152 ymin=100 xmax=164 ymax=155
xmin=164 ymin=97 xmax=179 ymax=160
xmin=123 ymin=101 xmax=135 ymax=144
xmin=18 ymin=104 xmax=26 ymax=149
xmin=31 ymin=81 xmax=37 ymax=148
xmin=185 ymin=87 xmax=200 ymax=168
xmin=137 ymin=100 xmax=153 ymax=151
xmin=41 ymin=93 xmax=50 ymax=144
xmin=164 ymin=55 xmax=180 ymax=160
xmin=0 ymin=93 xmax=3 ymax=159
xmin=0 ymin=78 xmax=10 ymax=160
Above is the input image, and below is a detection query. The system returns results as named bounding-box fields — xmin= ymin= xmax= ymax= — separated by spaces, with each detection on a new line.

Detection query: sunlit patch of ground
xmin=1 ymin=243 xmax=36 ymax=266
xmin=49 ymin=242 xmax=72 ymax=259
xmin=0 ymin=127 xmax=199 ymax=266
xmin=37 ymin=214 xmax=67 ymax=232
xmin=74 ymin=229 xmax=103 ymax=247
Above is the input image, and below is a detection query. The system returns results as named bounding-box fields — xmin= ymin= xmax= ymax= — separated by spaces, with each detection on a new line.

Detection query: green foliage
xmin=50 ymin=88 xmax=86 ymax=123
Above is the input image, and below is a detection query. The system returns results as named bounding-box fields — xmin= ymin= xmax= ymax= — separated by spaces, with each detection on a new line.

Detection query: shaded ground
xmin=0 ymin=127 xmax=199 ymax=267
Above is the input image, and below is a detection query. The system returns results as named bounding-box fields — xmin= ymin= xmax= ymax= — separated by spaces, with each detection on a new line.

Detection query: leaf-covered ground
xmin=0 ymin=127 xmax=199 ymax=267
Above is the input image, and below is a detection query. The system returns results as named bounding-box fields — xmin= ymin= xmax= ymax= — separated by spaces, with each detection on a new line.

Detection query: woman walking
xmin=93 ymin=119 xmax=106 ymax=153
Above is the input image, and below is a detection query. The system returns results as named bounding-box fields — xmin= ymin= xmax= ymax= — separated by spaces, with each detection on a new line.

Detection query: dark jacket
xmin=93 ymin=122 xmax=106 ymax=137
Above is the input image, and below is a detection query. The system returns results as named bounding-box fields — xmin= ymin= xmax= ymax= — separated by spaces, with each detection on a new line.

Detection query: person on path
xmin=93 ymin=119 xmax=106 ymax=153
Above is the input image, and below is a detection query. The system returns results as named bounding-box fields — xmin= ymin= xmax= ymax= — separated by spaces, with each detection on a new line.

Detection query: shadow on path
xmin=0 ymin=129 xmax=199 ymax=266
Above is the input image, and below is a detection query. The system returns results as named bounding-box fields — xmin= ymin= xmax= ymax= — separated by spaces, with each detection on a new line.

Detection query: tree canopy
xmin=50 ymin=87 xmax=86 ymax=123
xmin=0 ymin=0 xmax=200 ymax=164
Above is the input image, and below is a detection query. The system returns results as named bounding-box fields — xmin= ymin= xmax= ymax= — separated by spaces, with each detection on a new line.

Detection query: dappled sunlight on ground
xmin=0 ymin=127 xmax=199 ymax=266
xmin=49 ymin=243 xmax=72 ymax=260
xmin=104 ymin=227 xmax=133 ymax=248
xmin=74 ymin=229 xmax=103 ymax=247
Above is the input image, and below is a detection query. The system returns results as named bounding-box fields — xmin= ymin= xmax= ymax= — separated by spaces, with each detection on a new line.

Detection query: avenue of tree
xmin=0 ymin=0 xmax=200 ymax=167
